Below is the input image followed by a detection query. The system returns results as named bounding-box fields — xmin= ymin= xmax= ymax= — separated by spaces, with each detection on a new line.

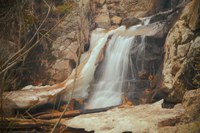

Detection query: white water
xmin=86 ymin=34 xmax=134 ymax=109
xmin=86 ymin=18 xmax=151 ymax=109
xmin=70 ymin=26 xmax=126 ymax=99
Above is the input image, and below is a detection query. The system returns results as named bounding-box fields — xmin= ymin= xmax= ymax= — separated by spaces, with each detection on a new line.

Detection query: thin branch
xmin=0 ymin=0 xmax=74 ymax=75
xmin=0 ymin=0 xmax=51 ymax=72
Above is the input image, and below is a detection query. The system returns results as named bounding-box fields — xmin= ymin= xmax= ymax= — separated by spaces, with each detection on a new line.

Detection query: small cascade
xmin=86 ymin=17 xmax=152 ymax=109
xmin=87 ymin=35 xmax=134 ymax=109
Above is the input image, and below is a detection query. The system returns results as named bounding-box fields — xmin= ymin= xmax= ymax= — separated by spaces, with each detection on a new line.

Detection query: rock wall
xmin=37 ymin=0 xmax=93 ymax=85
xmin=93 ymin=0 xmax=161 ymax=29
xmin=162 ymin=0 xmax=200 ymax=103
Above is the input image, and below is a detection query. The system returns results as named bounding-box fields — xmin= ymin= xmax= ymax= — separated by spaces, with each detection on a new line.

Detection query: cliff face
xmin=162 ymin=0 xmax=200 ymax=103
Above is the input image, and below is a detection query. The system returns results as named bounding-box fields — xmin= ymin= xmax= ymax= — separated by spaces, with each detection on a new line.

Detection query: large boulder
xmin=162 ymin=0 xmax=200 ymax=103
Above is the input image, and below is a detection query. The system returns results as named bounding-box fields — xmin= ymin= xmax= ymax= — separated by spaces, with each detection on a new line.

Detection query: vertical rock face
xmin=120 ymin=0 xmax=159 ymax=17
xmin=162 ymin=0 xmax=200 ymax=103
xmin=41 ymin=0 xmax=93 ymax=84
xmin=182 ymin=0 xmax=200 ymax=31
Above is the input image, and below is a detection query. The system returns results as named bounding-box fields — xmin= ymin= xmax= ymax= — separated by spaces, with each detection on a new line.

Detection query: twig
xmin=0 ymin=0 xmax=51 ymax=72
xmin=0 ymin=0 xmax=73 ymax=75
xmin=0 ymin=3 xmax=76 ymax=78
xmin=50 ymin=29 xmax=81 ymax=133
xmin=25 ymin=111 xmax=37 ymax=123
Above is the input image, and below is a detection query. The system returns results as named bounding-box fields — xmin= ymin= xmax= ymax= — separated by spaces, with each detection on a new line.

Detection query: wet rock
xmin=121 ymin=17 xmax=141 ymax=27
xmin=84 ymin=43 xmax=90 ymax=52
xmin=111 ymin=16 xmax=122 ymax=25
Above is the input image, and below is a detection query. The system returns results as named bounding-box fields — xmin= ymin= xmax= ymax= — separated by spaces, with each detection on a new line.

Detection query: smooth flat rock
xmin=62 ymin=100 xmax=185 ymax=133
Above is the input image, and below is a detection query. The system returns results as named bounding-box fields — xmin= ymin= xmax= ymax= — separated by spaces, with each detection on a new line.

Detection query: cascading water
xmin=86 ymin=18 xmax=152 ymax=109
xmin=87 ymin=35 xmax=134 ymax=109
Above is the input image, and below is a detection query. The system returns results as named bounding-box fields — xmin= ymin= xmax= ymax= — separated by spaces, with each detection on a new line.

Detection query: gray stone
xmin=121 ymin=17 xmax=141 ymax=27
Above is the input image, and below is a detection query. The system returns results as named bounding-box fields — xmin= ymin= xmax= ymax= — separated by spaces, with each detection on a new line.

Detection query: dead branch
xmin=0 ymin=0 xmax=51 ymax=74
xmin=1 ymin=117 xmax=59 ymax=132
xmin=36 ymin=110 xmax=81 ymax=120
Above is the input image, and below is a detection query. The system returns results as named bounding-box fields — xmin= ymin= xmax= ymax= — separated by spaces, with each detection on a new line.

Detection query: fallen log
xmin=0 ymin=117 xmax=58 ymax=132
xmin=31 ymin=105 xmax=117 ymax=120
xmin=35 ymin=110 xmax=81 ymax=119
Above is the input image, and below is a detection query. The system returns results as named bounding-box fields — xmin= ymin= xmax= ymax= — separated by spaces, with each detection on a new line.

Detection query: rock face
xmin=120 ymin=0 xmax=158 ymax=17
xmin=111 ymin=16 xmax=122 ymax=25
xmin=40 ymin=1 xmax=92 ymax=84
xmin=162 ymin=0 xmax=200 ymax=103
xmin=94 ymin=5 xmax=111 ymax=29
xmin=181 ymin=0 xmax=200 ymax=31
xmin=95 ymin=14 xmax=111 ymax=29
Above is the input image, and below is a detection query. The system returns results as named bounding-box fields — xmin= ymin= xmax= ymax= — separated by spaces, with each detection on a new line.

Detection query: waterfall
xmin=70 ymin=26 xmax=126 ymax=99
xmin=86 ymin=18 xmax=151 ymax=109
xmin=86 ymin=35 xmax=134 ymax=109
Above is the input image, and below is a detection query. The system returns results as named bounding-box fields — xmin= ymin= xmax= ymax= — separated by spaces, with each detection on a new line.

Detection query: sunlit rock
xmin=182 ymin=88 xmax=200 ymax=120
xmin=63 ymin=100 xmax=185 ymax=133
xmin=162 ymin=0 xmax=200 ymax=103
xmin=111 ymin=16 xmax=122 ymax=25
